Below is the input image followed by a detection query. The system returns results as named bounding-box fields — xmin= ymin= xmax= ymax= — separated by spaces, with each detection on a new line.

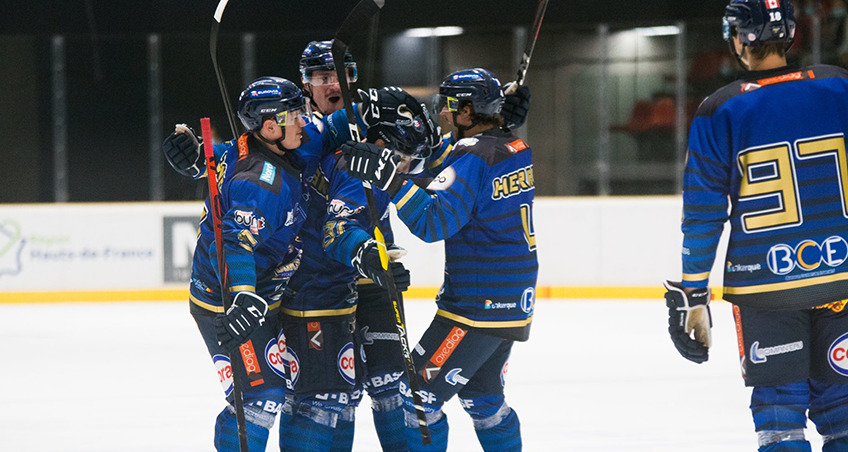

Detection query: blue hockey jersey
xmin=189 ymin=133 xmax=308 ymax=313
xmin=390 ymin=128 xmax=537 ymax=341
xmin=681 ymin=64 xmax=848 ymax=309
xmin=277 ymin=109 xmax=391 ymax=316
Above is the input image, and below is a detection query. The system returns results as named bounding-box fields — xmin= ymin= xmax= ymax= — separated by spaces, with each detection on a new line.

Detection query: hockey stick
xmin=331 ymin=0 xmax=432 ymax=445
xmin=201 ymin=117 xmax=249 ymax=452
xmin=211 ymin=0 xmax=239 ymax=139
xmin=505 ymin=0 xmax=549 ymax=94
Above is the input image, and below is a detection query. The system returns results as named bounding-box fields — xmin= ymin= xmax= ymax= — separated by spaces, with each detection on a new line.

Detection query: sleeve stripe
xmin=682 ymin=272 xmax=710 ymax=281
xmin=395 ymin=182 xmax=419 ymax=210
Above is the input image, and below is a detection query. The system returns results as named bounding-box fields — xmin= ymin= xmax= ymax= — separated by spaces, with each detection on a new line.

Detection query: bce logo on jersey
xmin=766 ymin=236 xmax=848 ymax=276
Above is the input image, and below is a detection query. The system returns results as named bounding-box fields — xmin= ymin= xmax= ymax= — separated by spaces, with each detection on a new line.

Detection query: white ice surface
xmin=0 ymin=299 xmax=825 ymax=451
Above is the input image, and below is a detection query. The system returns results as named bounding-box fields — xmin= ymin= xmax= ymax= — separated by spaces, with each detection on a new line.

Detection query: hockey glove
xmin=358 ymin=86 xmax=422 ymax=129
xmin=163 ymin=124 xmax=204 ymax=179
xmin=214 ymin=292 xmax=269 ymax=352
xmin=352 ymin=239 xmax=411 ymax=292
xmin=663 ymin=280 xmax=712 ymax=364
xmin=339 ymin=141 xmax=403 ymax=196
xmin=500 ymin=82 xmax=531 ymax=130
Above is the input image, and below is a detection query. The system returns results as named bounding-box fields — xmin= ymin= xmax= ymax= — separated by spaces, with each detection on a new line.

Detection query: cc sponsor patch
xmin=829 ymin=332 xmax=848 ymax=377
xmin=338 ymin=342 xmax=356 ymax=385
xmin=265 ymin=336 xmax=287 ymax=379
xmin=213 ymin=354 xmax=233 ymax=397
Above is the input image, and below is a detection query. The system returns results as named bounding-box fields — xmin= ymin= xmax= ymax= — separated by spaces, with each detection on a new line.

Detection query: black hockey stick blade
xmin=210 ymin=0 xmax=239 ymax=140
xmin=335 ymin=0 xmax=384 ymax=45
xmin=511 ymin=0 xmax=549 ymax=91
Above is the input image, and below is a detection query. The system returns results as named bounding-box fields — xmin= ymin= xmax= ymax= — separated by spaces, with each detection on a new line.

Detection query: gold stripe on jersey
xmin=682 ymin=271 xmax=710 ymax=281
xmin=436 ymin=309 xmax=533 ymax=329
xmin=428 ymin=141 xmax=453 ymax=169
xmin=190 ymin=293 xmax=225 ymax=313
xmin=190 ymin=293 xmax=281 ymax=313
xmin=229 ymin=285 xmax=255 ymax=293
xmin=724 ymin=271 xmax=848 ymax=295
xmin=395 ymin=182 xmax=420 ymax=210
xmin=280 ymin=305 xmax=357 ymax=318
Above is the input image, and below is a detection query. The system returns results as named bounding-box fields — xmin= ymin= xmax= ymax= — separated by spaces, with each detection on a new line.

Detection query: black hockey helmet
xmin=367 ymin=107 xmax=435 ymax=159
xmin=722 ymin=0 xmax=795 ymax=49
xmin=436 ymin=68 xmax=505 ymax=117
xmin=237 ymin=77 xmax=309 ymax=132
xmin=299 ymin=40 xmax=358 ymax=85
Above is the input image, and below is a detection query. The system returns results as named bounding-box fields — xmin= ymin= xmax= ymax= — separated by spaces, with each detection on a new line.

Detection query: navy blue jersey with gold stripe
xmin=391 ymin=128 xmax=537 ymax=341
xmin=189 ymin=133 xmax=308 ymax=313
xmin=682 ymin=64 xmax=848 ymax=309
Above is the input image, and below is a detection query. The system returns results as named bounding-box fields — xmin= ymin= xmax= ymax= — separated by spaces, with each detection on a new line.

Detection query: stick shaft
xmin=331 ymin=1 xmax=432 ymax=444
xmin=201 ymin=117 xmax=249 ymax=452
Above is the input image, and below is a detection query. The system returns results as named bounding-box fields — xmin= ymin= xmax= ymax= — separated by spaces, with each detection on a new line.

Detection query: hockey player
xmin=664 ymin=1 xmax=848 ymax=450
xmin=163 ymin=67 xmax=421 ymax=452
xmin=339 ymin=68 xmax=537 ymax=452
xmin=181 ymin=76 xmax=311 ymax=452
xmin=298 ymin=41 xmax=437 ymax=452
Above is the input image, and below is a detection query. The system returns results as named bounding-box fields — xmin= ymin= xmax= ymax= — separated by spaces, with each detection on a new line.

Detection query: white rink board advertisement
xmin=0 ymin=198 xmax=728 ymax=294
xmin=0 ymin=202 xmax=202 ymax=291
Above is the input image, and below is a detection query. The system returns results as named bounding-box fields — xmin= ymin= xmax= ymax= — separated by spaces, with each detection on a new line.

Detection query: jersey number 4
xmin=521 ymin=203 xmax=537 ymax=251
xmin=737 ymin=134 xmax=848 ymax=233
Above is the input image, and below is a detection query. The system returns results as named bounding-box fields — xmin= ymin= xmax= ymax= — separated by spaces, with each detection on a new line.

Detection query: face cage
xmin=301 ymin=63 xmax=358 ymax=86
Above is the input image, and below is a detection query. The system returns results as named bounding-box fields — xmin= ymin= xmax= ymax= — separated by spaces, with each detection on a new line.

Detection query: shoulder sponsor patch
xmin=507 ymin=139 xmax=527 ymax=153
xmin=260 ymin=161 xmax=276 ymax=184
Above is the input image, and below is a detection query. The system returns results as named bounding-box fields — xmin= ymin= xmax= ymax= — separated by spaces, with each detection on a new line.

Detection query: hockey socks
xmin=372 ymin=405 xmax=409 ymax=451
xmin=405 ymin=412 xmax=449 ymax=452
xmin=751 ymin=383 xmax=811 ymax=452
xmin=213 ymin=407 xmax=270 ymax=452
xmin=474 ymin=408 xmax=522 ymax=452
xmin=331 ymin=406 xmax=356 ymax=452
xmin=809 ymin=381 xmax=848 ymax=452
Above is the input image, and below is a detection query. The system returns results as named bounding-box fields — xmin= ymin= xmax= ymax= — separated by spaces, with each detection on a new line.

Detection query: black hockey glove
xmin=500 ymin=82 xmax=531 ymax=130
xmin=358 ymin=86 xmax=422 ymax=129
xmin=352 ymin=239 xmax=411 ymax=292
xmin=163 ymin=124 xmax=204 ymax=179
xmin=339 ymin=141 xmax=403 ymax=196
xmin=214 ymin=292 xmax=269 ymax=352
xmin=663 ymin=281 xmax=712 ymax=364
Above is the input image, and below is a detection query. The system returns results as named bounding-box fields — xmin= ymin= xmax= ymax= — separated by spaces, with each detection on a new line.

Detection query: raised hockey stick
xmin=506 ymin=0 xmax=550 ymax=94
xmin=211 ymin=0 xmax=239 ymax=139
xmin=331 ymin=0 xmax=432 ymax=445
xmin=201 ymin=117 xmax=249 ymax=452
